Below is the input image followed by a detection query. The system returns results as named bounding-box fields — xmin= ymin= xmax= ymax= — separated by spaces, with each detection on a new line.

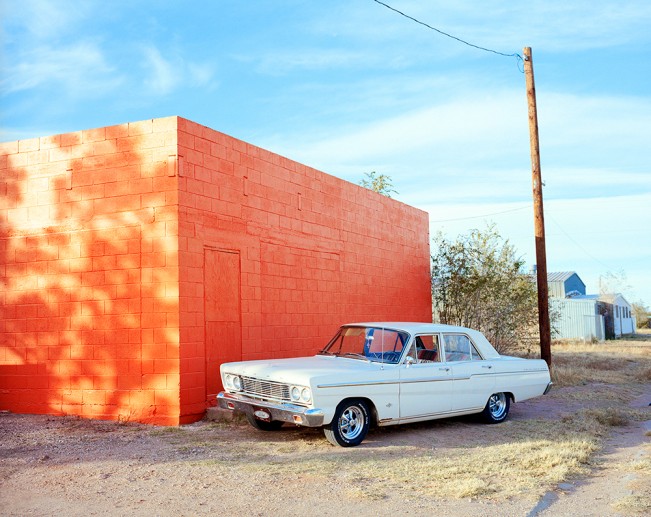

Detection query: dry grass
xmin=612 ymin=442 xmax=651 ymax=514
xmin=166 ymin=334 xmax=651 ymax=502
xmin=613 ymin=494 xmax=651 ymax=515
xmin=629 ymin=444 xmax=651 ymax=474
xmin=181 ymin=414 xmax=610 ymax=501
xmin=177 ymin=407 xmax=648 ymax=502
xmin=550 ymin=331 xmax=651 ymax=387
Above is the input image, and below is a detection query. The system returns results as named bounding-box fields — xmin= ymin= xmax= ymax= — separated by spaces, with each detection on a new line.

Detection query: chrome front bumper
xmin=217 ymin=391 xmax=325 ymax=427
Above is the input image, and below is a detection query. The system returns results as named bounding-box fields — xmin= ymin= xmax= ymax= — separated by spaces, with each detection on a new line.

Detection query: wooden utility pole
xmin=523 ymin=47 xmax=552 ymax=367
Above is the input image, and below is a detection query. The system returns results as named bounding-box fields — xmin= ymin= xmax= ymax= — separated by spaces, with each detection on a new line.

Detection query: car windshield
xmin=318 ymin=326 xmax=410 ymax=364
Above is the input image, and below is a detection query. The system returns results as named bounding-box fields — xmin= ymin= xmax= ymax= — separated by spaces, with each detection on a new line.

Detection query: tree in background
xmin=431 ymin=225 xmax=539 ymax=354
xmin=599 ymin=269 xmax=632 ymax=296
xmin=632 ymin=302 xmax=650 ymax=329
xmin=359 ymin=171 xmax=398 ymax=198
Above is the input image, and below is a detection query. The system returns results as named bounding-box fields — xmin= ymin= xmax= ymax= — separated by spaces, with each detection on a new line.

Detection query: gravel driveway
xmin=1 ymin=381 xmax=649 ymax=517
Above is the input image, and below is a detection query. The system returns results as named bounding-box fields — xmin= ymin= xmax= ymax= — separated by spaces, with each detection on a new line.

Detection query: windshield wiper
xmin=317 ymin=350 xmax=333 ymax=355
xmin=342 ymin=353 xmax=370 ymax=361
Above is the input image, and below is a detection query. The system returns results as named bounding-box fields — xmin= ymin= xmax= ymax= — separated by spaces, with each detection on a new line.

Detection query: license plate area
xmin=253 ymin=408 xmax=271 ymax=421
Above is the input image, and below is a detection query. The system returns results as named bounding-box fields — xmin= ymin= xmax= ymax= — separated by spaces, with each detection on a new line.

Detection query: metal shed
xmin=547 ymin=271 xmax=586 ymax=299
xmin=550 ymin=298 xmax=604 ymax=341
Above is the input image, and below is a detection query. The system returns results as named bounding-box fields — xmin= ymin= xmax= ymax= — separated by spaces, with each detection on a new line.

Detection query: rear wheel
xmin=246 ymin=413 xmax=284 ymax=431
xmin=481 ymin=392 xmax=510 ymax=423
xmin=324 ymin=399 xmax=370 ymax=447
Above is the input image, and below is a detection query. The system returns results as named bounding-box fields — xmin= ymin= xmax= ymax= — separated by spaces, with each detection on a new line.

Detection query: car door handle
xmin=481 ymin=365 xmax=493 ymax=369
xmin=439 ymin=367 xmax=450 ymax=372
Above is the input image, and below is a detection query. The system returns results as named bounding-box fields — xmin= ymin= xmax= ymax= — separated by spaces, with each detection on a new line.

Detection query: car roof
xmin=341 ymin=322 xmax=501 ymax=359
xmin=343 ymin=322 xmax=475 ymax=334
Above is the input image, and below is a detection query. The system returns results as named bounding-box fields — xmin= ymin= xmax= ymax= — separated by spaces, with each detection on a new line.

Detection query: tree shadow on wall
xmin=1 ymin=127 xmax=180 ymax=424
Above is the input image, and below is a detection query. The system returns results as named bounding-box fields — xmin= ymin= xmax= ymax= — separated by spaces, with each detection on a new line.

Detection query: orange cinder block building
xmin=0 ymin=116 xmax=432 ymax=425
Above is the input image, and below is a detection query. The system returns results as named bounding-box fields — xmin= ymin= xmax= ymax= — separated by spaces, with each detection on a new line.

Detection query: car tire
xmin=481 ymin=392 xmax=510 ymax=424
xmin=324 ymin=399 xmax=370 ymax=447
xmin=245 ymin=413 xmax=284 ymax=431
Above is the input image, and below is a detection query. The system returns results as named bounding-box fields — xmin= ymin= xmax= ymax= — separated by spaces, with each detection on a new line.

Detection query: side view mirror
xmin=405 ymin=356 xmax=414 ymax=367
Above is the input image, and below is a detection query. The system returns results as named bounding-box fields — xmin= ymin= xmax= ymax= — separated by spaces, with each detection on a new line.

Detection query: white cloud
xmin=188 ymin=63 xmax=217 ymax=88
xmin=143 ymin=47 xmax=178 ymax=96
xmin=302 ymin=0 xmax=651 ymax=62
xmin=543 ymin=167 xmax=651 ymax=196
xmin=141 ymin=46 xmax=217 ymax=96
xmin=271 ymin=88 xmax=650 ymax=198
xmin=546 ymin=193 xmax=651 ymax=252
xmin=518 ymin=1 xmax=651 ymax=50
xmin=1 ymin=42 xmax=123 ymax=96
xmin=2 ymin=0 xmax=93 ymax=42
xmin=371 ymin=1 xmax=651 ymax=52
xmin=538 ymin=93 xmax=651 ymax=149
xmin=258 ymin=48 xmax=369 ymax=75
xmin=281 ymin=90 xmax=527 ymax=169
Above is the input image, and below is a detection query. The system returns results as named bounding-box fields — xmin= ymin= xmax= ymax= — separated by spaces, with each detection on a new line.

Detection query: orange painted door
xmin=204 ymin=248 xmax=242 ymax=403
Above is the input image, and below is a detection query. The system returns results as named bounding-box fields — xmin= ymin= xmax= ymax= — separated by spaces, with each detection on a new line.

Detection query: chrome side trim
xmin=399 ymin=377 xmax=455 ymax=384
xmin=475 ymin=369 xmax=549 ymax=377
xmin=316 ymin=380 xmax=401 ymax=389
xmin=316 ymin=378 xmax=457 ymax=388
xmin=378 ymin=406 xmax=485 ymax=425
xmin=316 ymin=368 xmax=547 ymax=389
xmin=217 ymin=391 xmax=324 ymax=427
xmin=317 ymin=373 xmax=492 ymax=389
xmin=445 ymin=373 xmax=495 ymax=381
xmin=400 ymin=408 xmax=485 ymax=422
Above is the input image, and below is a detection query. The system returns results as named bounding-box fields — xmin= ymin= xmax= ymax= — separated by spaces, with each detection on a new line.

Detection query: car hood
xmin=220 ymin=355 xmax=391 ymax=386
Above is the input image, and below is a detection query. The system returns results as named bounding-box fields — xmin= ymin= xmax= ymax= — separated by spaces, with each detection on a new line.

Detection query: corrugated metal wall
xmin=548 ymin=281 xmax=566 ymax=299
xmin=551 ymin=298 xmax=604 ymax=341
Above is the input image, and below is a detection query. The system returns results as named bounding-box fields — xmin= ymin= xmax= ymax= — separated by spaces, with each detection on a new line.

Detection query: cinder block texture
xmin=1 ymin=116 xmax=431 ymax=425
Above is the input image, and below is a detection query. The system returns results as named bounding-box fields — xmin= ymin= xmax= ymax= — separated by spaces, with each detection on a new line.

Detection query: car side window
xmin=443 ymin=334 xmax=482 ymax=362
xmin=470 ymin=343 xmax=483 ymax=360
xmin=415 ymin=334 xmax=440 ymax=363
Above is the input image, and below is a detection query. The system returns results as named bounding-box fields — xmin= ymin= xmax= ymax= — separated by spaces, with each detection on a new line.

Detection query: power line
xmin=430 ymin=205 xmax=530 ymax=223
xmin=372 ymin=0 xmax=522 ymax=63
xmin=547 ymin=214 xmax=615 ymax=271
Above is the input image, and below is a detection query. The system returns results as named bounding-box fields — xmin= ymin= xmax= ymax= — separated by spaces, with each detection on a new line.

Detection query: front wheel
xmin=245 ymin=413 xmax=284 ymax=431
xmin=324 ymin=399 xmax=370 ymax=447
xmin=481 ymin=392 xmax=510 ymax=424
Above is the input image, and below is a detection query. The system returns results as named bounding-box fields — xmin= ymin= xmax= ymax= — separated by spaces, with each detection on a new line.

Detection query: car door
xmin=443 ymin=333 xmax=496 ymax=412
xmin=399 ymin=334 xmax=453 ymax=421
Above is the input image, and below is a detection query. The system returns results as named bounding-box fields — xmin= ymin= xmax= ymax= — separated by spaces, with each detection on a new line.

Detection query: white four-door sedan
xmin=217 ymin=322 xmax=552 ymax=447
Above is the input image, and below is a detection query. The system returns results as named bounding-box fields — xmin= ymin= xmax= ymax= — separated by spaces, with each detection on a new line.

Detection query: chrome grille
xmin=241 ymin=377 xmax=290 ymax=402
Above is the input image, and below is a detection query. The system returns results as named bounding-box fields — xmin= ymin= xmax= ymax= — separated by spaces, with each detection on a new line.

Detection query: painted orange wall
xmin=174 ymin=118 xmax=432 ymax=422
xmin=1 ymin=117 xmax=181 ymax=424
xmin=1 ymin=116 xmax=432 ymax=426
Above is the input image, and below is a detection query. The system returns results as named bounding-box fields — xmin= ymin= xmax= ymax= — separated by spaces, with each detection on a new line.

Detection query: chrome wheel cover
xmin=488 ymin=393 xmax=507 ymax=419
xmin=338 ymin=405 xmax=364 ymax=440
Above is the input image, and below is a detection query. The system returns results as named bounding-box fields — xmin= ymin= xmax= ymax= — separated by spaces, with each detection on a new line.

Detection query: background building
xmin=546 ymin=271 xmax=635 ymax=341
xmin=546 ymin=271 xmax=586 ymax=298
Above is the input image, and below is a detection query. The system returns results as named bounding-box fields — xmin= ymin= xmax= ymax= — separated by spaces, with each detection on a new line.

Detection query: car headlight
xmin=232 ymin=375 xmax=242 ymax=390
xmin=291 ymin=386 xmax=301 ymax=401
xmin=290 ymin=386 xmax=311 ymax=403
xmin=224 ymin=374 xmax=242 ymax=391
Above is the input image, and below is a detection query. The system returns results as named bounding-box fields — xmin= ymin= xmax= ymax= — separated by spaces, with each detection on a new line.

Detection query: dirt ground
xmin=1 ymin=365 xmax=650 ymax=516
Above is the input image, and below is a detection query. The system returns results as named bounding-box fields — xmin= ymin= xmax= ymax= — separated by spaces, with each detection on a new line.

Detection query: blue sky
xmin=2 ymin=0 xmax=650 ymax=307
